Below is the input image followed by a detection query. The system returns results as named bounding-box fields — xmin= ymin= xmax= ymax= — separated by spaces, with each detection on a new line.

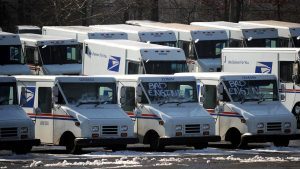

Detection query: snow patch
xmin=212 ymin=155 xmax=288 ymax=163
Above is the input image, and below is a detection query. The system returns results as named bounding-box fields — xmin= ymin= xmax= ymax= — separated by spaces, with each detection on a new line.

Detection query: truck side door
xmin=34 ymin=83 xmax=54 ymax=144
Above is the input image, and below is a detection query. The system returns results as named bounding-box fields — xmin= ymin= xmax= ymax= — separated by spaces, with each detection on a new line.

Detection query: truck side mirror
xmin=217 ymin=84 xmax=224 ymax=101
xmin=120 ymin=97 xmax=126 ymax=104
xmin=52 ymin=86 xmax=59 ymax=103
xmin=34 ymin=107 xmax=42 ymax=114
xmin=136 ymin=86 xmax=142 ymax=103
xmin=293 ymin=62 xmax=300 ymax=84
xmin=280 ymin=94 xmax=286 ymax=101
xmin=34 ymin=49 xmax=39 ymax=64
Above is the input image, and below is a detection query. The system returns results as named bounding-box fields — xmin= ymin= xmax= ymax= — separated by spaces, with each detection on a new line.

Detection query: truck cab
xmin=20 ymin=34 xmax=81 ymax=75
xmin=116 ymin=75 xmax=220 ymax=150
xmin=0 ymin=32 xmax=31 ymax=75
xmin=83 ymin=39 xmax=188 ymax=75
xmin=176 ymin=72 xmax=299 ymax=147
xmin=0 ymin=76 xmax=39 ymax=154
xmin=15 ymin=76 xmax=138 ymax=154
xmin=126 ymin=20 xmax=229 ymax=72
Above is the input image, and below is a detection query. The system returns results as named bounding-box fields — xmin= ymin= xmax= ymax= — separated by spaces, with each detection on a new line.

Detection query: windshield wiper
xmin=176 ymin=99 xmax=194 ymax=106
xmin=94 ymin=100 xmax=111 ymax=107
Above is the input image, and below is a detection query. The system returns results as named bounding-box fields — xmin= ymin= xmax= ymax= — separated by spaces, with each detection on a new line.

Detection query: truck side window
xmin=203 ymin=85 xmax=217 ymax=109
xmin=38 ymin=87 xmax=52 ymax=114
xmin=128 ymin=62 xmax=139 ymax=74
xmin=280 ymin=61 xmax=293 ymax=83
xmin=120 ymin=87 xmax=135 ymax=111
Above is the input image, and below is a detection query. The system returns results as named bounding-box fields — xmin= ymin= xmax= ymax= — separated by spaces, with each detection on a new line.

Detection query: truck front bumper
xmin=159 ymin=135 xmax=221 ymax=146
xmin=0 ymin=139 xmax=40 ymax=150
xmin=241 ymin=134 xmax=300 ymax=143
xmin=75 ymin=137 xmax=139 ymax=147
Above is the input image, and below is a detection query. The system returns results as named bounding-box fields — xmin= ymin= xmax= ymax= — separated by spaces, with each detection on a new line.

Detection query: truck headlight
xmin=284 ymin=122 xmax=291 ymax=128
xmin=257 ymin=123 xmax=264 ymax=128
xmin=203 ymin=124 xmax=210 ymax=130
xmin=121 ymin=125 xmax=128 ymax=131
xmin=20 ymin=127 xmax=28 ymax=133
xmin=175 ymin=125 xmax=182 ymax=131
xmin=92 ymin=126 xmax=99 ymax=132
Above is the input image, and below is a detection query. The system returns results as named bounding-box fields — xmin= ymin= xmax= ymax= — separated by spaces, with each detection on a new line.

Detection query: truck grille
xmin=0 ymin=127 xmax=18 ymax=138
xmin=102 ymin=126 xmax=118 ymax=135
xmin=267 ymin=122 xmax=282 ymax=131
xmin=185 ymin=124 xmax=200 ymax=134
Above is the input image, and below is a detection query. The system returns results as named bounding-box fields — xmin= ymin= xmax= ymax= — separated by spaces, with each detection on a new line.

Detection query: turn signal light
xmin=176 ymin=132 xmax=182 ymax=136
xmin=121 ymin=133 xmax=127 ymax=137
xmin=92 ymin=134 xmax=99 ymax=138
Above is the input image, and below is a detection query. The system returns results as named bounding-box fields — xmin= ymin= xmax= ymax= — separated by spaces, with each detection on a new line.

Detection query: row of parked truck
xmin=1 ymin=20 xmax=300 ymax=154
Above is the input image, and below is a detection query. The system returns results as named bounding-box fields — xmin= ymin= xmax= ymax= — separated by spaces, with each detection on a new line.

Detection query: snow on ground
xmin=211 ymin=154 xmax=300 ymax=163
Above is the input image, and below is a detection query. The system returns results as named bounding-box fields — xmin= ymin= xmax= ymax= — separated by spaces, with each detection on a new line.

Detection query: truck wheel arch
xmin=225 ymin=127 xmax=241 ymax=142
xmin=59 ymin=131 xmax=75 ymax=146
xmin=143 ymin=130 xmax=159 ymax=144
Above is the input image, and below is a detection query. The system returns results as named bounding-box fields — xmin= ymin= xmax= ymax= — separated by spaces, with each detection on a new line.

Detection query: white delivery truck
xmin=116 ymin=75 xmax=220 ymax=150
xmin=191 ymin=21 xmax=279 ymax=48
xmin=20 ymin=34 xmax=81 ymax=75
xmin=176 ymin=72 xmax=299 ymax=147
xmin=239 ymin=20 xmax=300 ymax=47
xmin=15 ymin=75 xmax=138 ymax=154
xmin=90 ymin=24 xmax=177 ymax=47
xmin=0 ymin=32 xmax=31 ymax=75
xmin=42 ymin=26 xmax=127 ymax=44
xmin=0 ymin=76 xmax=40 ymax=154
xmin=127 ymin=20 xmax=229 ymax=72
xmin=83 ymin=39 xmax=188 ymax=75
xmin=222 ymin=48 xmax=300 ymax=131
xmin=15 ymin=25 xmax=42 ymax=34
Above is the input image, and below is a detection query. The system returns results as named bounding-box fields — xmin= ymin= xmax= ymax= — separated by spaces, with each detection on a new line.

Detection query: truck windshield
xmin=223 ymin=79 xmax=279 ymax=103
xmin=59 ymin=82 xmax=117 ymax=105
xmin=0 ymin=45 xmax=24 ymax=64
xmin=141 ymin=81 xmax=198 ymax=104
xmin=144 ymin=61 xmax=188 ymax=74
xmin=246 ymin=38 xmax=278 ymax=47
xmin=0 ymin=82 xmax=17 ymax=105
xmin=39 ymin=45 xmax=81 ymax=65
xmin=194 ymin=40 xmax=227 ymax=59
xmin=292 ymin=37 xmax=300 ymax=47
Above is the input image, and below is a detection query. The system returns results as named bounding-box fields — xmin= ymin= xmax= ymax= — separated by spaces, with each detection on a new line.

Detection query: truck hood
xmin=0 ymin=64 xmax=31 ymax=75
xmin=144 ymin=103 xmax=212 ymax=120
xmin=197 ymin=58 xmax=221 ymax=72
xmin=0 ymin=105 xmax=31 ymax=121
xmin=43 ymin=64 xmax=81 ymax=75
xmin=227 ymin=102 xmax=294 ymax=120
xmin=61 ymin=104 xmax=130 ymax=122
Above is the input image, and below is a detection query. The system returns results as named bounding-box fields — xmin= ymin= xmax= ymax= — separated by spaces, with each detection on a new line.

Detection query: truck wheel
xmin=149 ymin=134 xmax=164 ymax=151
xmin=273 ymin=139 xmax=289 ymax=147
xmin=65 ymin=136 xmax=81 ymax=154
xmin=194 ymin=142 xmax=208 ymax=149
xmin=13 ymin=145 xmax=32 ymax=155
xmin=292 ymin=104 xmax=300 ymax=129
xmin=110 ymin=144 xmax=127 ymax=151
xmin=227 ymin=129 xmax=247 ymax=148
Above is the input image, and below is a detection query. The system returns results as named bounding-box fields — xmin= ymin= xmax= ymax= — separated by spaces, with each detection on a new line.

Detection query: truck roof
xmin=0 ymin=76 xmax=16 ymax=82
xmin=175 ymin=72 xmax=277 ymax=81
xmin=16 ymin=25 xmax=41 ymax=30
xmin=126 ymin=20 xmax=228 ymax=41
xmin=222 ymin=47 xmax=300 ymax=53
xmin=115 ymin=74 xmax=196 ymax=82
xmin=42 ymin=26 xmax=128 ymax=42
xmin=191 ymin=21 xmax=278 ymax=40
xmin=239 ymin=20 xmax=300 ymax=38
xmin=0 ymin=32 xmax=21 ymax=45
xmin=85 ymin=39 xmax=186 ymax=61
xmin=90 ymin=24 xmax=177 ymax=42
xmin=19 ymin=33 xmax=78 ymax=46
xmin=14 ymin=75 xmax=116 ymax=83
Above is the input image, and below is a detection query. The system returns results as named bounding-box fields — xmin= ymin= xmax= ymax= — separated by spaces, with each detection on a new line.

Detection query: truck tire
xmin=13 ymin=145 xmax=32 ymax=155
xmin=149 ymin=134 xmax=164 ymax=151
xmin=273 ymin=139 xmax=289 ymax=147
xmin=194 ymin=142 xmax=208 ymax=149
xmin=226 ymin=128 xmax=247 ymax=148
xmin=65 ymin=136 xmax=81 ymax=154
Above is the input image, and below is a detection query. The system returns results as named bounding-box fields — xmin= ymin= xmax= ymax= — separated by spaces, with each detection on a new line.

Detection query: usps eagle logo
xmin=20 ymin=87 xmax=35 ymax=108
xmin=255 ymin=62 xmax=272 ymax=74
xmin=107 ymin=56 xmax=121 ymax=72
